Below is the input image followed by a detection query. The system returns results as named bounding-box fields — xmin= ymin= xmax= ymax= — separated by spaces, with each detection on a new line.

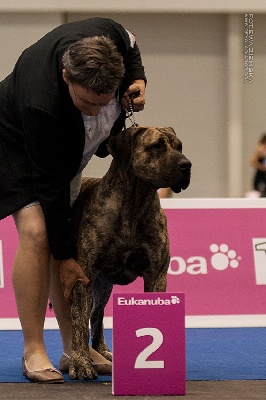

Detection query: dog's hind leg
xmin=90 ymin=275 xmax=113 ymax=361
xmin=70 ymin=281 xmax=97 ymax=380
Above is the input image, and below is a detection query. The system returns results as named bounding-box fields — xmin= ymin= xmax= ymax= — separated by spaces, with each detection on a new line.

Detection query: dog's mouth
xmin=170 ymin=180 xmax=190 ymax=193
xmin=170 ymin=177 xmax=191 ymax=193
xmin=160 ymin=159 xmax=191 ymax=193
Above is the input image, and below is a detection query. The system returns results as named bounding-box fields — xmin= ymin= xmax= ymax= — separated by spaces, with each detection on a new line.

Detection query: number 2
xmin=134 ymin=327 xmax=164 ymax=369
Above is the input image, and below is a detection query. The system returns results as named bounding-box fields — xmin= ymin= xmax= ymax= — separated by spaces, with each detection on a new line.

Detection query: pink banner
xmin=0 ymin=216 xmax=18 ymax=318
xmin=107 ymin=200 xmax=266 ymax=318
xmin=1 ymin=199 xmax=266 ymax=323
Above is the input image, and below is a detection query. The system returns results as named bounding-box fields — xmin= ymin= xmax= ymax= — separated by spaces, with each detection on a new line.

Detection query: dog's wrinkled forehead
xmin=134 ymin=126 xmax=182 ymax=150
xmin=107 ymin=126 xmax=184 ymax=171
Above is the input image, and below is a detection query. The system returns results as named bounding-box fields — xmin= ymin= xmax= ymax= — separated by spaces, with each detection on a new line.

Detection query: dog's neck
xmin=102 ymin=161 xmax=161 ymax=217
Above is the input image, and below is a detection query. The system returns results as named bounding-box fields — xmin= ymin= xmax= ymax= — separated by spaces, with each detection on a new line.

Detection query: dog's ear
xmin=107 ymin=127 xmax=145 ymax=171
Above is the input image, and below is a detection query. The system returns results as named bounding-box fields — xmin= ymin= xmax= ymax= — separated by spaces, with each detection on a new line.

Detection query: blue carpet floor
xmin=0 ymin=328 xmax=265 ymax=382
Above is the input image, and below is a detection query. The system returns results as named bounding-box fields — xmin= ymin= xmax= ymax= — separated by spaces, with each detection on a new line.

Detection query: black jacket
xmin=0 ymin=17 xmax=146 ymax=259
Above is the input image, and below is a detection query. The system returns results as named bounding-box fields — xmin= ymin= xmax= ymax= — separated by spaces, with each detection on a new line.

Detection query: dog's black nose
xmin=178 ymin=158 xmax=192 ymax=170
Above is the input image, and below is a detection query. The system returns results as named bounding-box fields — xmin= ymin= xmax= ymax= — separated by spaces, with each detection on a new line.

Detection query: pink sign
xmin=165 ymin=206 xmax=266 ymax=316
xmin=1 ymin=199 xmax=266 ymax=327
xmin=0 ymin=216 xmax=55 ymax=322
xmin=107 ymin=201 xmax=266 ymax=320
xmin=112 ymin=292 xmax=186 ymax=396
xmin=0 ymin=216 xmax=19 ymax=318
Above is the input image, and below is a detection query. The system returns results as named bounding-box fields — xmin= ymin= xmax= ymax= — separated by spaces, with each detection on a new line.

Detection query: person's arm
xmin=96 ymin=33 xmax=147 ymax=157
xmin=120 ymin=40 xmax=146 ymax=112
xmin=21 ymin=105 xmax=90 ymax=299
xmin=121 ymin=79 xmax=146 ymax=112
xmin=112 ymin=23 xmax=146 ymax=111
xmin=59 ymin=258 xmax=89 ymax=301
xmin=22 ymin=105 xmax=84 ymax=260
xmin=121 ymin=38 xmax=147 ymax=86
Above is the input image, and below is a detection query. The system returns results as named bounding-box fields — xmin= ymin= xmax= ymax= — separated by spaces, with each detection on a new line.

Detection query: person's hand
xmin=122 ymin=79 xmax=146 ymax=112
xmin=59 ymin=258 xmax=89 ymax=301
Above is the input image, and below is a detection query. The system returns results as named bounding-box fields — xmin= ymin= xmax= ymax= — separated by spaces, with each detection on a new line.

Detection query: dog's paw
xmin=101 ymin=350 xmax=112 ymax=362
xmin=69 ymin=364 xmax=98 ymax=380
xmin=69 ymin=354 xmax=98 ymax=380
xmin=94 ymin=345 xmax=113 ymax=362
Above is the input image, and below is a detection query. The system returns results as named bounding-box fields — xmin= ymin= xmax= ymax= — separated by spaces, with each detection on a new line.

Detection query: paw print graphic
xmin=210 ymin=244 xmax=240 ymax=271
xmin=171 ymin=296 xmax=181 ymax=304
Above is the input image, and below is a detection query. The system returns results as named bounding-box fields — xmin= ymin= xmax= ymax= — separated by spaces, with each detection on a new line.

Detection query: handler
xmin=0 ymin=17 xmax=146 ymax=383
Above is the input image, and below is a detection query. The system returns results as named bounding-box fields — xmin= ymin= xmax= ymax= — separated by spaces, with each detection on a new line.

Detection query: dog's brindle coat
xmin=70 ymin=126 xmax=191 ymax=380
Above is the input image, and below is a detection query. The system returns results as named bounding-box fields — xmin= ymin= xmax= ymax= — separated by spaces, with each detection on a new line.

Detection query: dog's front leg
xmin=144 ymin=270 xmax=167 ymax=292
xmin=70 ymin=281 xmax=97 ymax=380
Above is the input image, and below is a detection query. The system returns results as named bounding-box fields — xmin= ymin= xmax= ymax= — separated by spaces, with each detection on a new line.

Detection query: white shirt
xmin=77 ymin=97 xmax=121 ymax=174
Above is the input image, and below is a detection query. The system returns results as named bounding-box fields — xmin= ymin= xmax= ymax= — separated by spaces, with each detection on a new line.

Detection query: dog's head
xmin=107 ymin=126 xmax=191 ymax=193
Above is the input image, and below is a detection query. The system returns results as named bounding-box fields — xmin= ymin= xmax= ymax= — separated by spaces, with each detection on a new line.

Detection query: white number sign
xmin=134 ymin=327 xmax=164 ymax=369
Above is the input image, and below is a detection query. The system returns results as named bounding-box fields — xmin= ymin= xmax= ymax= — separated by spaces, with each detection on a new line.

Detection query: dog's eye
xmin=176 ymin=143 xmax=183 ymax=153
xmin=150 ymin=139 xmax=165 ymax=150
xmin=153 ymin=142 xmax=163 ymax=149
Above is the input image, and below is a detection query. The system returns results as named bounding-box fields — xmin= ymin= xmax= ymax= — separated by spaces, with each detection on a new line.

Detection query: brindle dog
xmin=70 ymin=126 xmax=191 ymax=379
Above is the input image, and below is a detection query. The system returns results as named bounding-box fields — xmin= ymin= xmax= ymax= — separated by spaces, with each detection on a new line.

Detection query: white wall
xmin=0 ymin=10 xmax=264 ymax=198
xmin=0 ymin=13 xmax=62 ymax=78
xmin=69 ymin=13 xmax=228 ymax=198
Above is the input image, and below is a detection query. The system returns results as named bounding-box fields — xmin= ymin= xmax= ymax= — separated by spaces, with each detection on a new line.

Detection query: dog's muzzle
xmin=170 ymin=157 xmax=192 ymax=193
xmin=177 ymin=158 xmax=192 ymax=172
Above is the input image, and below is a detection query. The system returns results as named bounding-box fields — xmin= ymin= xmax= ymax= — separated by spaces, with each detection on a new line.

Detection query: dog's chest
xmin=78 ymin=176 xmax=168 ymax=284
xmin=96 ymin=211 xmax=165 ymax=285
